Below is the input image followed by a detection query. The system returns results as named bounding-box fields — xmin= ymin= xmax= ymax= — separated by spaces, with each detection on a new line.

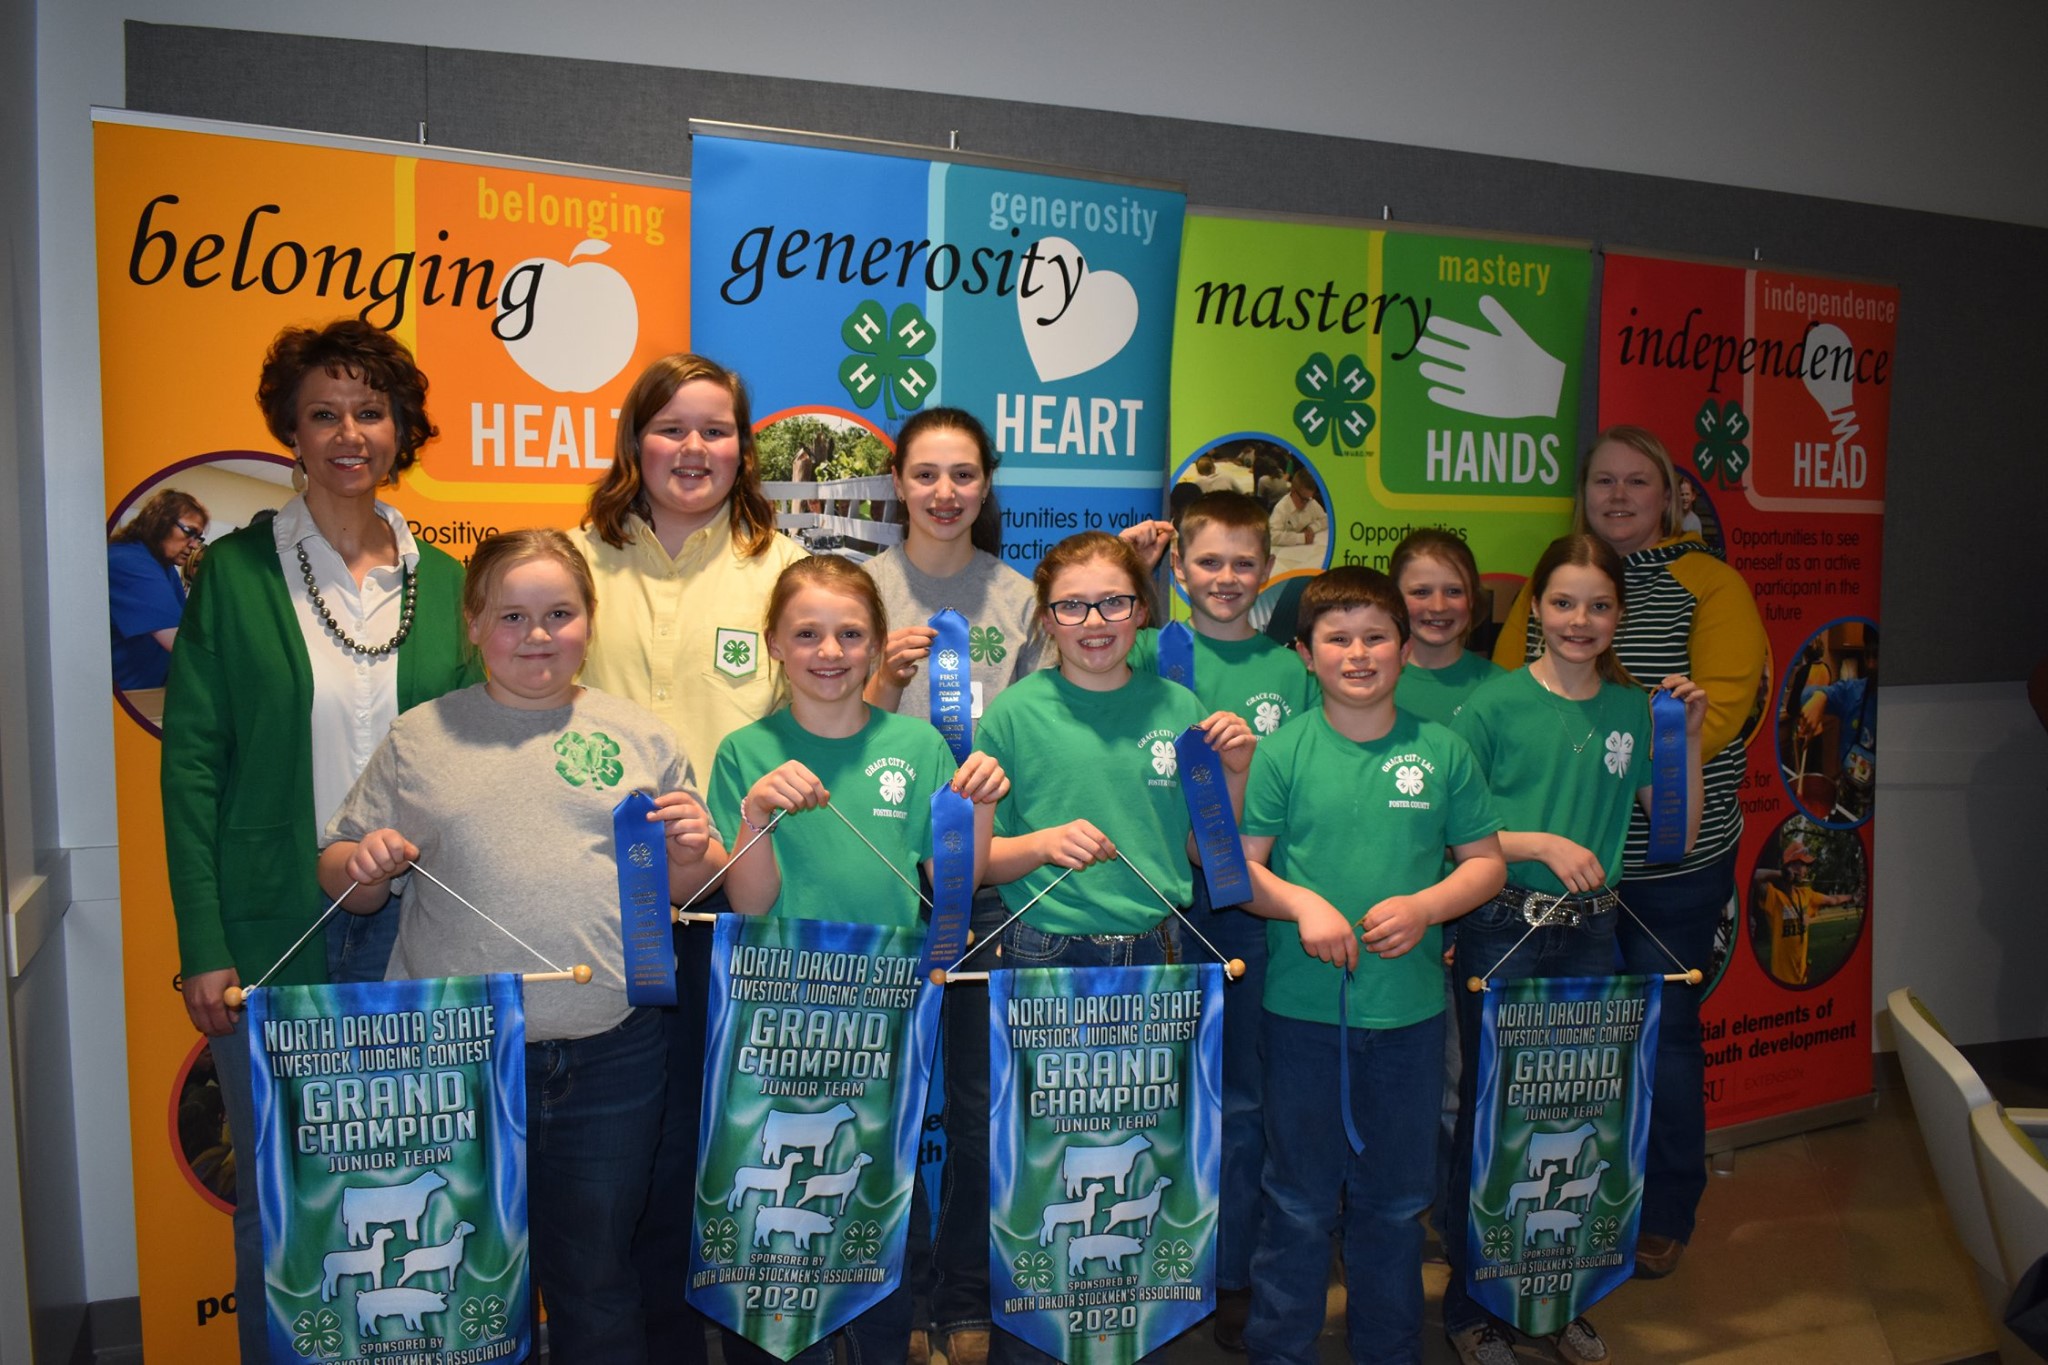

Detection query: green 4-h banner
xmin=688 ymin=914 xmax=942 ymax=1359
xmin=990 ymin=963 xmax=1223 ymax=1363
xmin=1467 ymin=973 xmax=1662 ymax=1335
xmin=246 ymin=974 xmax=529 ymax=1364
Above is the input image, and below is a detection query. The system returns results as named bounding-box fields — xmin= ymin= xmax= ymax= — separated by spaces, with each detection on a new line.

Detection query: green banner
xmin=1467 ymin=973 xmax=1662 ymax=1335
xmin=247 ymin=974 xmax=528 ymax=1364
xmin=1170 ymin=213 xmax=1590 ymax=613
xmin=990 ymin=963 xmax=1222 ymax=1363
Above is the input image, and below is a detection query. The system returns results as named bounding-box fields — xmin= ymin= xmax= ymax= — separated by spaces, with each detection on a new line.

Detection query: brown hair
xmin=1572 ymin=424 xmax=1683 ymax=545
xmin=1389 ymin=529 xmax=1483 ymax=643
xmin=1032 ymin=531 xmax=1151 ymax=622
xmin=110 ymin=488 xmax=207 ymax=560
xmin=1294 ymin=565 xmax=1408 ymax=647
xmin=1176 ymin=490 xmax=1272 ymax=559
xmin=255 ymin=319 xmax=435 ymax=476
xmin=763 ymin=555 xmax=889 ymax=641
xmin=583 ymin=353 xmax=778 ymax=554
xmin=1527 ymin=533 xmax=1637 ymax=687
xmin=462 ymin=529 xmax=598 ymax=627
xmin=891 ymin=406 xmax=1002 ymax=555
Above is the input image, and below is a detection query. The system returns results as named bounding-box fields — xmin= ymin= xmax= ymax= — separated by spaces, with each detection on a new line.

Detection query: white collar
xmin=273 ymin=494 xmax=421 ymax=569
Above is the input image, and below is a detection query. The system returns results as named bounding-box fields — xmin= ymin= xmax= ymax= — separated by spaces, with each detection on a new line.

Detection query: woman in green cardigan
xmin=161 ymin=320 xmax=477 ymax=1363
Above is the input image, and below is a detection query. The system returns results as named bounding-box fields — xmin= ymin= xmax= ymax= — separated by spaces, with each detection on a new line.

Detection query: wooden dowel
xmin=225 ymin=961 xmax=594 ymax=1008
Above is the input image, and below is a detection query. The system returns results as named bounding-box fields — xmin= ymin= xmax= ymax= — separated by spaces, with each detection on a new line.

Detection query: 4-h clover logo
xmin=723 ymin=637 xmax=752 ymax=668
xmin=1254 ymin=700 xmax=1283 ymax=734
xmin=291 ymin=1307 xmax=343 ymax=1357
xmin=459 ymin=1295 xmax=509 ymax=1342
xmin=1152 ymin=1238 xmax=1195 ymax=1281
xmin=555 ymin=730 xmax=625 ymax=788
xmin=628 ymin=842 xmax=655 ymax=868
xmin=969 ymin=625 xmax=1007 ymax=665
xmin=936 ymin=648 xmax=962 ymax=674
xmin=842 ymin=1219 xmax=882 ymax=1261
xmin=1589 ymin=1215 xmax=1621 ymax=1251
xmin=1481 ymin=1222 xmax=1517 ymax=1261
xmin=879 ymin=769 xmax=908 ymax=805
xmin=700 ymin=1216 xmax=739 ymax=1263
xmin=1395 ymin=763 xmax=1426 ymax=797
xmin=942 ymin=828 xmax=965 ymax=854
xmin=1149 ymin=739 xmax=1178 ymax=777
xmin=1692 ymin=398 xmax=1752 ymax=490
xmin=1293 ymin=351 xmax=1376 ymax=455
xmin=1013 ymin=1248 xmax=1055 ymax=1292
xmin=1604 ymin=731 xmax=1634 ymax=777
xmin=839 ymin=300 xmax=937 ymax=419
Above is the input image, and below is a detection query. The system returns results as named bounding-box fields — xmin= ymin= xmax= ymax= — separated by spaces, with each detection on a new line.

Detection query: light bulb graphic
xmin=1802 ymin=323 xmax=1857 ymax=421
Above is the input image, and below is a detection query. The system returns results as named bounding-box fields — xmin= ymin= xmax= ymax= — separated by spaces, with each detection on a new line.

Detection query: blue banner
xmin=689 ymin=914 xmax=943 ymax=1358
xmin=692 ymin=129 xmax=1187 ymax=568
xmin=247 ymin=975 xmax=529 ymax=1365
xmin=1466 ymin=973 xmax=1662 ymax=1335
xmin=990 ymin=963 xmax=1222 ymax=1362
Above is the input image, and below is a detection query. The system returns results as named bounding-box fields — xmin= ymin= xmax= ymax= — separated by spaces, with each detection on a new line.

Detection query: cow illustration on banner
xmin=689 ymin=914 xmax=942 ymax=1359
xmin=990 ymin=963 xmax=1222 ymax=1363
xmin=246 ymin=974 xmax=528 ymax=1364
xmin=1464 ymin=973 xmax=1661 ymax=1336
xmin=690 ymin=124 xmax=1186 ymax=568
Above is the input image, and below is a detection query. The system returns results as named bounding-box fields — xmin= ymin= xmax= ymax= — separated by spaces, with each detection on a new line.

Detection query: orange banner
xmin=93 ymin=111 xmax=688 ymax=1360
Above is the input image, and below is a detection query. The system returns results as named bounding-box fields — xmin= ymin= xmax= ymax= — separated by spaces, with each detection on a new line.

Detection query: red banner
xmin=1598 ymin=251 xmax=1893 ymax=1131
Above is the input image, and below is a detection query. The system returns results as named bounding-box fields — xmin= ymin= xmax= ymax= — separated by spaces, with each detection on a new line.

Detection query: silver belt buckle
xmin=1522 ymin=891 xmax=1582 ymax=928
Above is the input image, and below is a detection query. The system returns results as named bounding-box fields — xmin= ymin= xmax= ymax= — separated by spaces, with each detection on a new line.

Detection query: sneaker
xmin=1633 ymin=1232 xmax=1685 ymax=1279
xmin=1448 ymin=1321 xmax=1519 ymax=1365
xmin=943 ymin=1328 xmax=991 ymax=1365
xmin=1211 ymin=1287 xmax=1251 ymax=1353
xmin=1549 ymin=1315 xmax=1608 ymax=1365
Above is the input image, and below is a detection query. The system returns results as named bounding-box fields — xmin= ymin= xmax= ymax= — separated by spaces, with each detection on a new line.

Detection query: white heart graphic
xmin=1017 ymin=236 xmax=1139 ymax=383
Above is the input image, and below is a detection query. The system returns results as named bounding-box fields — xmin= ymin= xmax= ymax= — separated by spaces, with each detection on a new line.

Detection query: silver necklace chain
xmin=1533 ymin=660 xmax=1598 ymax=755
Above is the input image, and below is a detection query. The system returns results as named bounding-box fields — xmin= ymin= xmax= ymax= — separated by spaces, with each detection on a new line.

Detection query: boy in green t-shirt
xmin=1128 ymin=490 xmax=1313 ymax=1346
xmin=1239 ymin=566 xmax=1506 ymax=1365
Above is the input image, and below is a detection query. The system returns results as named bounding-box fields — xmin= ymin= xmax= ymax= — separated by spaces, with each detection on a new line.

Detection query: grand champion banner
xmin=990 ymin=964 xmax=1222 ymax=1363
xmin=690 ymin=125 xmax=1186 ymax=567
xmin=1598 ymin=252 xmax=1891 ymax=1136
xmin=246 ymin=975 xmax=528 ymax=1365
xmin=1466 ymin=974 xmax=1661 ymax=1335
xmin=93 ymin=109 xmax=688 ymax=1360
xmin=689 ymin=914 xmax=942 ymax=1358
xmin=1171 ymin=213 xmax=1590 ymax=619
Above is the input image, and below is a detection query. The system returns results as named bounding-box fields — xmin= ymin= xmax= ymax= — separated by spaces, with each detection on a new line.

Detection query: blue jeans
xmin=991 ymin=916 xmax=1180 ymax=1365
xmin=1188 ymin=867 xmax=1269 ymax=1292
xmin=1246 ymin=1011 xmax=1444 ymax=1365
xmin=1616 ymin=848 xmax=1736 ymax=1245
xmin=207 ymin=1019 xmax=268 ymax=1363
xmin=529 ymin=1006 xmax=667 ymax=1364
xmin=326 ymin=888 xmax=401 ymax=983
xmin=633 ymin=906 xmax=721 ymax=1363
xmin=1441 ymin=891 xmax=1618 ymax=1335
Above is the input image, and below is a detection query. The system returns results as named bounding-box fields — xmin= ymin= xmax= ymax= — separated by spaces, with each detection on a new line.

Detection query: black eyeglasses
xmin=1047 ymin=594 xmax=1139 ymax=626
xmin=175 ymin=522 xmax=206 ymax=542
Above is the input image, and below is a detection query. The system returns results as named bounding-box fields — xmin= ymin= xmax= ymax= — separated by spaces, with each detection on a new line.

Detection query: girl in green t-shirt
xmin=1390 ymin=528 xmax=1501 ymax=727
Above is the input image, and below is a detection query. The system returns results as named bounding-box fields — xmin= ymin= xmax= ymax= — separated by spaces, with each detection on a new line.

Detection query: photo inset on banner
xmin=1703 ymin=885 xmax=1741 ymax=997
xmin=1748 ymin=816 xmax=1869 ymax=990
xmin=1169 ymin=435 xmax=1329 ymax=624
xmin=171 ymin=1036 xmax=236 ymax=1214
xmin=1776 ymin=618 xmax=1878 ymax=827
xmin=1676 ymin=469 xmax=1727 ymax=560
xmin=108 ymin=454 xmax=295 ymax=736
xmin=756 ymin=410 xmax=894 ymax=559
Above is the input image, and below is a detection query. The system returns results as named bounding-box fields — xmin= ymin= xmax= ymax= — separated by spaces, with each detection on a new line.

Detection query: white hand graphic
xmin=1414 ymin=295 xmax=1566 ymax=421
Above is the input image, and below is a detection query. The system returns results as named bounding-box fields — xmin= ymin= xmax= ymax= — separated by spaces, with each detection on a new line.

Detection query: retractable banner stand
xmin=1171 ymin=213 xmax=1591 ymax=616
xmin=92 ymin=110 xmax=688 ymax=1360
xmin=1464 ymin=974 xmax=1661 ymax=1336
xmin=245 ymin=974 xmax=528 ymax=1365
xmin=1598 ymin=253 xmax=1892 ymax=1136
xmin=990 ymin=963 xmax=1223 ymax=1363
xmin=689 ymin=914 xmax=942 ymax=1359
xmin=689 ymin=124 xmax=1186 ymax=567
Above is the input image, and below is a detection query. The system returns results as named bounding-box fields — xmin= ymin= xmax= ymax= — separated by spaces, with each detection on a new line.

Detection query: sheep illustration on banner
xmin=1465 ymin=973 xmax=1662 ymax=1335
xmin=688 ymin=914 xmax=942 ymax=1359
xmin=991 ymin=963 xmax=1222 ymax=1363
xmin=245 ymin=974 xmax=529 ymax=1365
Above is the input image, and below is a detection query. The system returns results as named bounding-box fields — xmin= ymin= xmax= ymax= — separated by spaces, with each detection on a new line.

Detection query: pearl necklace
xmin=1532 ymin=661 xmax=1598 ymax=755
xmin=296 ymin=544 xmax=418 ymax=656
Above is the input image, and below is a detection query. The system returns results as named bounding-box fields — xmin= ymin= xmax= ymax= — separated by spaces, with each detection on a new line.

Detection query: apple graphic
xmin=499 ymin=239 xmax=640 ymax=393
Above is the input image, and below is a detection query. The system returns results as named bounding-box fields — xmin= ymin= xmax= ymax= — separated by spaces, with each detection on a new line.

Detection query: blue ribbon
xmin=928 ymin=609 xmax=973 ymax=763
xmin=1156 ymin=620 xmax=1195 ymax=689
xmin=613 ymin=792 xmax=677 ymax=1006
xmin=1338 ymin=972 xmax=1366 ymax=1156
xmin=919 ymin=788 xmax=975 ymax=977
xmin=1644 ymin=689 xmax=1688 ymax=864
xmin=1174 ymin=724 xmax=1250 ymax=907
